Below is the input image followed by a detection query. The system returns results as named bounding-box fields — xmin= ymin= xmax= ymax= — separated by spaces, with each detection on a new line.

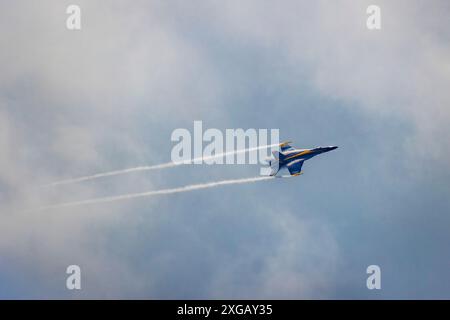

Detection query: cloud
xmin=209 ymin=211 xmax=339 ymax=299
xmin=0 ymin=0 xmax=449 ymax=298
xmin=199 ymin=0 xmax=450 ymax=165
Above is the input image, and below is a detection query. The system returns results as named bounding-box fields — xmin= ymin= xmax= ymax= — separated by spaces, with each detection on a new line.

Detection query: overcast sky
xmin=0 ymin=0 xmax=449 ymax=298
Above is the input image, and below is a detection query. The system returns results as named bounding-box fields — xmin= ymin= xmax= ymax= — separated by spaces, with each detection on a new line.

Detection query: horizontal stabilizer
xmin=269 ymin=159 xmax=280 ymax=176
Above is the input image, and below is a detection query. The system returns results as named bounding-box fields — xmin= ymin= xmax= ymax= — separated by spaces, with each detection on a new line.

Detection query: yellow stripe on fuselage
xmin=284 ymin=150 xmax=313 ymax=161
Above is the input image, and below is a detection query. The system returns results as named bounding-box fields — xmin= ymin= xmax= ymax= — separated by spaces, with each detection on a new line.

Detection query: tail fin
xmin=272 ymin=150 xmax=286 ymax=161
xmin=280 ymin=141 xmax=294 ymax=152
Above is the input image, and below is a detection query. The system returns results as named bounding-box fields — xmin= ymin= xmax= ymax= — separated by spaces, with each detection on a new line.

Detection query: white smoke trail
xmin=34 ymin=176 xmax=274 ymax=211
xmin=41 ymin=144 xmax=279 ymax=187
xmin=41 ymin=163 xmax=178 ymax=187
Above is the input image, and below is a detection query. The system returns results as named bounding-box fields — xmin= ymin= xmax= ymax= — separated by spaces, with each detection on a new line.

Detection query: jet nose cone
xmin=330 ymin=146 xmax=338 ymax=151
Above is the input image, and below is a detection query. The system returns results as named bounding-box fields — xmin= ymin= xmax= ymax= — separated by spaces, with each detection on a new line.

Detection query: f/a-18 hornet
xmin=268 ymin=141 xmax=338 ymax=177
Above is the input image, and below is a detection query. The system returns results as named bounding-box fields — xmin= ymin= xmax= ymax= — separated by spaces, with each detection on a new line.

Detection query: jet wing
xmin=286 ymin=159 xmax=304 ymax=176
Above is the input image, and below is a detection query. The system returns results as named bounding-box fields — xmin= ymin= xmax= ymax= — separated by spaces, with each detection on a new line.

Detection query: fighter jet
xmin=268 ymin=141 xmax=338 ymax=177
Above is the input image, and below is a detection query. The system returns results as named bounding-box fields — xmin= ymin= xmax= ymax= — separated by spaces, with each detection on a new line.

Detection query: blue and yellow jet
xmin=269 ymin=141 xmax=338 ymax=176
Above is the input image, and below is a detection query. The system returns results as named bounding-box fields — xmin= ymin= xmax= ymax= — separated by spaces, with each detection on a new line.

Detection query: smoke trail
xmin=41 ymin=163 xmax=178 ymax=187
xmin=34 ymin=176 xmax=274 ymax=211
xmin=41 ymin=144 xmax=279 ymax=187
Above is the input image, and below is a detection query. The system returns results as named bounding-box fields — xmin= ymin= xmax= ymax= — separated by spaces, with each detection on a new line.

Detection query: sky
xmin=0 ymin=0 xmax=449 ymax=299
